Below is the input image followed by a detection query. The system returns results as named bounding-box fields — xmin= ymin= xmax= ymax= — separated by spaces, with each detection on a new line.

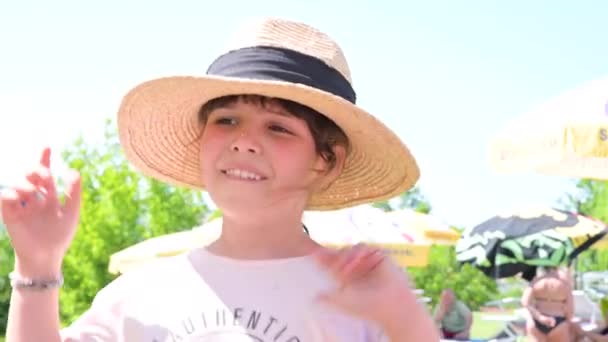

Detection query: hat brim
xmin=117 ymin=75 xmax=419 ymax=210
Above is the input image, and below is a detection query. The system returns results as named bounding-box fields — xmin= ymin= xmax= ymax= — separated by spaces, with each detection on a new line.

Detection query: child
xmin=1 ymin=17 xmax=439 ymax=341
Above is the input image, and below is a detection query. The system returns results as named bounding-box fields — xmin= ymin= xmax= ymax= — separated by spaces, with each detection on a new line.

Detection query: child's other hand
xmin=313 ymin=244 xmax=418 ymax=325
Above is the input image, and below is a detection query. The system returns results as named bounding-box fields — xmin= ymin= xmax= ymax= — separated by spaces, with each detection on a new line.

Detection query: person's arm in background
xmin=522 ymin=286 xmax=540 ymax=319
xmin=433 ymin=298 xmax=447 ymax=326
xmin=565 ymin=290 xmax=575 ymax=321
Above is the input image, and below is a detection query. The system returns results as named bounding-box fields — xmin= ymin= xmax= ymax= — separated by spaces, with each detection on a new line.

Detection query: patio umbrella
xmin=108 ymin=218 xmax=222 ymax=274
xmin=593 ymin=235 xmax=608 ymax=249
xmin=383 ymin=209 xmax=460 ymax=245
xmin=455 ymin=207 xmax=608 ymax=280
xmin=488 ymin=76 xmax=608 ymax=179
xmin=303 ymin=205 xmax=431 ymax=268
xmin=109 ymin=205 xmax=430 ymax=274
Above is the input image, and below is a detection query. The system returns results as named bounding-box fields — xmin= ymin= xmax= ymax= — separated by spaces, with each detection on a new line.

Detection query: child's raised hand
xmin=0 ymin=147 xmax=82 ymax=275
xmin=313 ymin=244 xmax=439 ymax=340
xmin=313 ymin=243 xmax=416 ymax=323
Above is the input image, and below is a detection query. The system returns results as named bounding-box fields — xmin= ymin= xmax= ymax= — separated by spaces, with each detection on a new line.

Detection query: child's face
xmin=199 ymin=99 xmax=335 ymax=213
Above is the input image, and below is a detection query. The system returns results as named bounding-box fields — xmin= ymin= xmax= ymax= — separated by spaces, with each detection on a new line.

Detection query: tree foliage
xmin=560 ymin=179 xmax=608 ymax=273
xmin=0 ymin=232 xmax=12 ymax=333
xmin=408 ymin=246 xmax=499 ymax=311
xmin=373 ymin=186 xmax=432 ymax=214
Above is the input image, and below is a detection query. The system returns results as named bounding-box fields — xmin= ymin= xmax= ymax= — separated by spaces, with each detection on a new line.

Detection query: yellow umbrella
xmin=488 ymin=76 xmax=608 ymax=179
xmin=590 ymin=233 xmax=608 ymax=250
xmin=109 ymin=205 xmax=431 ymax=274
xmin=303 ymin=205 xmax=431 ymax=268
xmin=108 ymin=219 xmax=222 ymax=274
xmin=383 ymin=209 xmax=460 ymax=245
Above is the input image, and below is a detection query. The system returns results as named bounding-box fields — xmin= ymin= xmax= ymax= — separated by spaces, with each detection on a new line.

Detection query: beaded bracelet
xmin=8 ymin=272 xmax=64 ymax=291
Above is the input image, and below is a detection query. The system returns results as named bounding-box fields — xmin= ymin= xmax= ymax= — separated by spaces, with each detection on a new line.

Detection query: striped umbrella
xmin=456 ymin=207 xmax=608 ymax=280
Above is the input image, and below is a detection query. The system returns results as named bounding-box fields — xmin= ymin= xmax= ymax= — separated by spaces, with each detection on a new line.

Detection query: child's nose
xmin=230 ymin=132 xmax=261 ymax=154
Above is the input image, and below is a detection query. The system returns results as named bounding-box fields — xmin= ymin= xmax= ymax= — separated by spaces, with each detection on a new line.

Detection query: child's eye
xmin=269 ymin=125 xmax=292 ymax=134
xmin=214 ymin=117 xmax=237 ymax=125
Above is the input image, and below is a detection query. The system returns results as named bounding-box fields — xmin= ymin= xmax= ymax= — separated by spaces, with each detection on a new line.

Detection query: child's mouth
xmin=221 ymin=168 xmax=265 ymax=181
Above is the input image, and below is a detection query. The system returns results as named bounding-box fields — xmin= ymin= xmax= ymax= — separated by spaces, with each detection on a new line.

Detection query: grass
xmin=470 ymin=311 xmax=516 ymax=340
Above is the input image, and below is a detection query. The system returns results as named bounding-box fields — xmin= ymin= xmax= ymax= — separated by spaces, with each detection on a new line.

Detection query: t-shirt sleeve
xmin=59 ymin=275 xmax=130 ymax=341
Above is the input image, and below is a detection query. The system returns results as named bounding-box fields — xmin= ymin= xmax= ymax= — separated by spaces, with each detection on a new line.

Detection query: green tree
xmin=58 ymin=120 xmax=210 ymax=324
xmin=0 ymin=119 xmax=211 ymax=331
xmin=408 ymin=246 xmax=499 ymax=311
xmin=562 ymin=179 xmax=608 ymax=221
xmin=560 ymin=179 xmax=608 ymax=273
xmin=0 ymin=232 xmax=13 ymax=334
xmin=373 ymin=186 xmax=432 ymax=213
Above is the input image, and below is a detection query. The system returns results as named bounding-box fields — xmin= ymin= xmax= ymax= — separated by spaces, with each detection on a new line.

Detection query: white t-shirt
xmin=60 ymin=248 xmax=388 ymax=341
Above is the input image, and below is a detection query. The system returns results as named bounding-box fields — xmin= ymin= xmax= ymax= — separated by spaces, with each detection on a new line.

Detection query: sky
xmin=1 ymin=1 xmax=607 ymax=228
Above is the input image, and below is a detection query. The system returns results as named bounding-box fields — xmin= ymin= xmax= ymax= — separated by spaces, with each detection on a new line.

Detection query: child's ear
xmin=316 ymin=145 xmax=347 ymax=191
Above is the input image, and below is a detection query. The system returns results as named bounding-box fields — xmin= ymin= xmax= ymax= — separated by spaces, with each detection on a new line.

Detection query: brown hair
xmin=198 ymin=95 xmax=350 ymax=169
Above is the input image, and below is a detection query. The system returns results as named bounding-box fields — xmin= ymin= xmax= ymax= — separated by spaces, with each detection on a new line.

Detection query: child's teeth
xmin=227 ymin=169 xmax=261 ymax=180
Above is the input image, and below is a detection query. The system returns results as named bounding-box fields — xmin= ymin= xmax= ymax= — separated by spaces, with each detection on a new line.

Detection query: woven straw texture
xmin=117 ymin=18 xmax=419 ymax=210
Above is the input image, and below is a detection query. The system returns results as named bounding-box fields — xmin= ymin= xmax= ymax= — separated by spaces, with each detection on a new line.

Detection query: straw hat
xmin=117 ymin=17 xmax=419 ymax=210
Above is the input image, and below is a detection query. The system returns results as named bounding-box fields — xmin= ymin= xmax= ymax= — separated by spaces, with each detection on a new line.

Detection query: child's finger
xmin=25 ymin=169 xmax=43 ymax=188
xmin=337 ymin=244 xmax=380 ymax=276
xmin=340 ymin=247 xmax=385 ymax=284
xmin=24 ymin=170 xmax=47 ymax=202
xmin=26 ymin=165 xmax=55 ymax=199
xmin=39 ymin=147 xmax=52 ymax=169
xmin=338 ymin=245 xmax=375 ymax=275
xmin=314 ymin=245 xmax=352 ymax=272
xmin=323 ymin=248 xmax=355 ymax=278
xmin=315 ymin=244 xmax=382 ymax=280
xmin=332 ymin=245 xmax=367 ymax=273
xmin=16 ymin=178 xmax=52 ymax=210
